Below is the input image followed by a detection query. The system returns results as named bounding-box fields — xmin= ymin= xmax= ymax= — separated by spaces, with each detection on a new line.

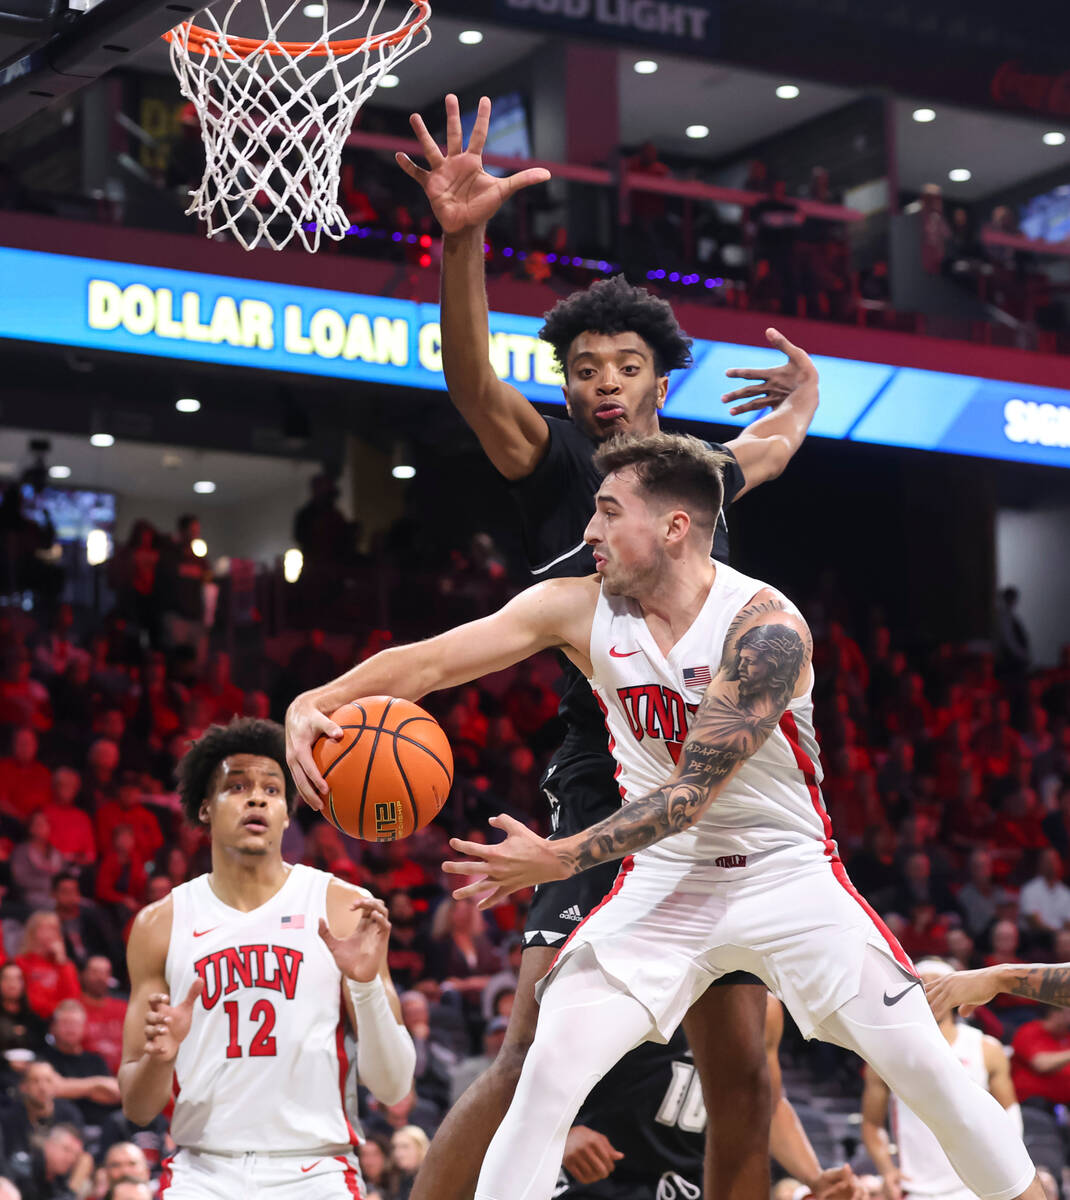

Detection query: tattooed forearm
xmin=559 ymin=619 xmax=809 ymax=876
xmin=1006 ymin=966 xmax=1070 ymax=1008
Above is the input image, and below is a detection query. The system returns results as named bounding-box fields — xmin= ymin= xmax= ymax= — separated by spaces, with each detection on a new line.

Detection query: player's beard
xmin=602 ymin=545 xmax=663 ymax=597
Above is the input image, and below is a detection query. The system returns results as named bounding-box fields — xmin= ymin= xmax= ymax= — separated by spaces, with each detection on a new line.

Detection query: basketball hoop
xmin=165 ymin=0 xmax=431 ymax=252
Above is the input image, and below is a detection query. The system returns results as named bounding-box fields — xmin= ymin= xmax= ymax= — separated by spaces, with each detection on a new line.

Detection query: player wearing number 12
xmin=118 ymin=718 xmax=416 ymax=1199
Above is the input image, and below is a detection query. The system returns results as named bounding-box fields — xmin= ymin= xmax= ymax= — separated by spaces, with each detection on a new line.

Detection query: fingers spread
xmin=449 ymin=837 xmax=492 ymax=858
xmin=444 ymin=92 xmax=463 ymax=156
xmin=409 ymin=112 xmax=444 ymax=167
xmin=467 ymin=94 xmax=491 ymax=156
xmin=442 ymin=859 xmax=492 ymax=876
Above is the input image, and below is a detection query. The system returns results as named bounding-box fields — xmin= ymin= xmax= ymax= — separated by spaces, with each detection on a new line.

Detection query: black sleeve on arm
xmin=711 ymin=442 xmax=746 ymax=508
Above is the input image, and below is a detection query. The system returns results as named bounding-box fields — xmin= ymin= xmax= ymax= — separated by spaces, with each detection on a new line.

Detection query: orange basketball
xmin=312 ymin=697 xmax=453 ymax=842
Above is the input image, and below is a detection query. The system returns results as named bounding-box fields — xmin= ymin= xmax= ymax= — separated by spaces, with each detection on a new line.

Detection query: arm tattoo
xmin=1007 ymin=967 xmax=1070 ymax=1008
xmin=560 ymin=620 xmax=808 ymax=876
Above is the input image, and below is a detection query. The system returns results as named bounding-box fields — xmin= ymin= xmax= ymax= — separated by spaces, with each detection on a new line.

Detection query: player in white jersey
xmin=862 ymin=960 xmax=1022 ymax=1200
xmin=118 ymin=718 xmax=416 ymax=1199
xmin=285 ymin=432 xmax=1040 ymax=1200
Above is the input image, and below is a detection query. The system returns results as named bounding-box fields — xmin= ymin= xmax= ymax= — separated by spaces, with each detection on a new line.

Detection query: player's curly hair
xmin=176 ymin=717 xmax=296 ymax=826
xmin=539 ymin=275 xmax=693 ymax=376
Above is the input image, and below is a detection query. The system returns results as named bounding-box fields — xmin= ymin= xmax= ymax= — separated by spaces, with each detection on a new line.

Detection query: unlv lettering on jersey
xmin=617 ymin=686 xmax=699 ymax=763
xmin=194 ymin=944 xmax=304 ymax=1010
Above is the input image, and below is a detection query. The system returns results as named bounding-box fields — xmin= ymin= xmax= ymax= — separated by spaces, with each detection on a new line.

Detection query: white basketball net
xmin=167 ymin=0 xmax=431 ymax=251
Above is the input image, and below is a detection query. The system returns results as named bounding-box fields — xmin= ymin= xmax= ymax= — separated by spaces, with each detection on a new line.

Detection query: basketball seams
xmin=388 ymin=731 xmax=419 ymax=840
xmin=321 ymin=704 xmax=369 ymax=781
xmin=337 ymin=718 xmax=453 ymax=780
xmin=358 ymin=698 xmax=394 ymax=839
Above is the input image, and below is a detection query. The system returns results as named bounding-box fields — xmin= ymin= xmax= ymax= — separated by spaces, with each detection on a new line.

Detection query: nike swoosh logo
xmin=192 ymin=927 xmax=220 ymax=938
xmin=609 ymin=646 xmax=642 ymax=658
xmin=300 ymin=1162 xmax=321 ymax=1174
xmin=883 ymin=979 xmax=922 ymax=1006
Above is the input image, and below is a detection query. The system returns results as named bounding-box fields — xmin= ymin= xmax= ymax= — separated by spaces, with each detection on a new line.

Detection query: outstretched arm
xmin=722 ymin=329 xmax=819 ymax=499
xmin=445 ymin=589 xmax=811 ymax=904
xmin=927 ymin=963 xmax=1070 ymax=1022
xmin=285 ymin=576 xmax=595 ymax=808
xmin=398 ymin=94 xmax=552 ymax=480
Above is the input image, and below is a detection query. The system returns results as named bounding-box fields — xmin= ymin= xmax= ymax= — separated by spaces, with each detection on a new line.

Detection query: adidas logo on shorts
xmin=558 ymin=905 xmax=583 ymax=922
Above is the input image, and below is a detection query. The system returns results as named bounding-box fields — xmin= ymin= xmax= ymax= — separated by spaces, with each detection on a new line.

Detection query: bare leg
xmin=684 ymin=982 xmax=771 ymax=1200
xmin=409 ymin=947 xmax=554 ymax=1200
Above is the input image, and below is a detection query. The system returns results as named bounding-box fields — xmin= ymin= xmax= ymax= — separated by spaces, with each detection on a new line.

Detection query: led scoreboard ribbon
xmin=1 ymin=246 xmax=1068 ymax=469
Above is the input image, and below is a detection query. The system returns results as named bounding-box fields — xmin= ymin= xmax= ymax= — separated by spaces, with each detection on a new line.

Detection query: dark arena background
xmin=0 ymin=0 xmax=1069 ymax=1195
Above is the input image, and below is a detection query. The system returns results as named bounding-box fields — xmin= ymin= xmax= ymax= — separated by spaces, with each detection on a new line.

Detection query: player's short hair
xmin=539 ymin=275 xmax=693 ymax=377
xmin=176 ymin=717 xmax=296 ymax=825
xmin=915 ymin=957 xmax=955 ymax=979
xmin=594 ymin=432 xmax=730 ymax=534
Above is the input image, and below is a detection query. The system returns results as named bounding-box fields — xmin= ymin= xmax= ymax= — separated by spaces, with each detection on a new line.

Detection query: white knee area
xmin=818 ymin=948 xmax=1035 ymax=1200
xmin=475 ymin=948 xmax=656 ymax=1200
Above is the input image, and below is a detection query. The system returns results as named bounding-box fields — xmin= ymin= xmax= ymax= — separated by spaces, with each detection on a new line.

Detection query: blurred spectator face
xmin=98 ymin=710 xmax=126 ymax=742
xmin=494 ymin=989 xmax=515 ymax=1019
xmin=484 ymin=1015 xmax=509 ymax=1055
xmin=0 ymin=962 xmax=24 ymax=1004
xmin=118 ymin=778 xmax=141 ymax=809
xmin=1040 ymin=849 xmax=1062 ymax=882
xmin=147 ymin=876 xmax=172 ymax=902
xmin=992 ymin=920 xmax=1019 ymax=957
xmin=27 ymin=811 xmax=50 ymax=843
xmin=245 ymin=691 xmax=270 ymax=719
xmin=51 ymin=1002 xmax=87 ymax=1052
xmin=359 ymin=1138 xmax=387 ymax=1183
xmin=968 ymin=850 xmax=992 ymax=886
xmin=21 ymin=1061 xmax=57 ymax=1110
xmin=508 ymin=746 xmax=535 ymax=776
xmin=88 ymin=739 xmax=120 ymax=777
xmin=12 ymin=727 xmax=37 ymax=764
xmin=449 ymin=899 xmax=479 ymax=937
xmin=27 ymin=912 xmax=63 ymax=956
xmin=113 ymin=825 xmax=136 ymax=858
xmin=166 ymin=847 xmax=190 ymax=884
xmin=905 ymin=852 xmax=930 ymax=884
xmin=389 ymin=892 xmax=415 ymax=924
xmin=43 ymin=1126 xmax=82 ymax=1178
xmin=400 ymin=992 xmax=429 ymax=1037
xmin=82 ymin=956 xmax=112 ymax=1000
xmin=52 ymin=767 xmax=81 ymax=806
xmin=894 ymin=740 xmax=915 ymax=771
xmin=53 ymin=877 xmax=81 ymax=917
xmin=390 ymin=1129 xmax=427 ymax=1173
xmin=104 ymin=1141 xmax=149 ymax=1183
xmin=68 ymin=658 xmax=91 ymax=688
xmin=946 ymin=928 xmax=973 ymax=965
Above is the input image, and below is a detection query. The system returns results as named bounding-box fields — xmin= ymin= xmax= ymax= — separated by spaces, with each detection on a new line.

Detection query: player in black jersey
xmin=555 ymin=996 xmax=860 ymax=1200
xmin=389 ymin=94 xmax=819 ymax=1200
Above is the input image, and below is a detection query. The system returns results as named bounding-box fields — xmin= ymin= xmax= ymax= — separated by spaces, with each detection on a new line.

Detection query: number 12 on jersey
xmin=223 ymin=999 xmax=278 ymax=1058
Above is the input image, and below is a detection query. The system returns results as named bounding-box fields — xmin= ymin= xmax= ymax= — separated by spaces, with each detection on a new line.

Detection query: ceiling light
xmin=86 ymin=529 xmax=110 ymax=567
xmin=89 ymin=433 xmax=114 ymax=448
xmin=685 ymin=124 xmax=709 ymax=139
xmin=191 ymin=538 xmax=208 ymax=558
xmin=633 ymin=60 xmax=658 ymax=74
xmin=948 ymin=168 xmax=972 ymax=182
xmin=193 ymin=480 xmax=216 ymax=494
xmin=176 ymin=397 xmax=200 ymax=413
xmin=302 ymin=3 xmax=325 ymax=15
xmin=283 ymin=548 xmax=303 ymax=583
xmin=1043 ymin=131 xmax=1066 ymax=146
xmin=379 ymin=73 xmax=400 ymax=88
xmin=392 ymin=464 xmax=416 ymax=480
xmin=458 ymin=29 xmax=483 ymax=44
xmin=912 ymin=107 xmax=936 ymax=123
xmin=775 ymin=84 xmax=800 ymax=99
xmin=48 ymin=465 xmax=71 ymax=480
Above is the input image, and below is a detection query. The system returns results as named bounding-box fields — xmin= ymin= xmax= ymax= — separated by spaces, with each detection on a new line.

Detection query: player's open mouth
xmin=593 ymin=403 xmax=625 ymax=421
xmin=593 ymin=553 xmax=607 ymax=570
xmin=242 ymin=817 xmax=268 ymax=832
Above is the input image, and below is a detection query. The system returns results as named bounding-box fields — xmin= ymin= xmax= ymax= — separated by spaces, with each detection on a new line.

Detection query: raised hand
xmin=144 ymin=978 xmax=204 ymax=1063
xmin=443 ymin=813 xmax=566 ymax=909
xmin=319 ymin=895 xmax=391 ymax=983
xmin=722 ymin=327 xmax=818 ymax=416
xmin=284 ymin=692 xmax=344 ymax=812
xmin=396 ymin=93 xmax=551 ymax=235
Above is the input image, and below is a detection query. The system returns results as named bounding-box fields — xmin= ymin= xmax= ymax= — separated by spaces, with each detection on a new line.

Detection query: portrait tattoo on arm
xmin=558 ymin=600 xmax=809 ymax=877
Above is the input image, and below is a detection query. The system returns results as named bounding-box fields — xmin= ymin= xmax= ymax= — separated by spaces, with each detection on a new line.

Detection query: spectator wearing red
xmin=16 ymin=911 xmax=81 ymax=1020
xmin=10 ymin=811 xmax=64 ymax=910
xmin=1011 ymin=1007 xmax=1070 ymax=1107
xmin=43 ymin=768 xmax=96 ymax=867
xmin=983 ymin=920 xmax=1039 ymax=1021
xmin=32 ymin=603 xmax=84 ymax=680
xmin=972 ymin=698 xmax=1023 ymax=780
xmin=0 ymin=726 xmax=52 ymax=820
xmin=94 ymin=825 xmax=147 ymax=918
xmin=0 ymin=652 xmax=52 ymax=732
xmin=79 ymin=956 xmax=125 ymax=1075
xmin=191 ymin=651 xmax=244 ymax=724
xmin=83 ymin=739 xmax=120 ymax=813
xmin=95 ymin=774 xmax=162 ymax=868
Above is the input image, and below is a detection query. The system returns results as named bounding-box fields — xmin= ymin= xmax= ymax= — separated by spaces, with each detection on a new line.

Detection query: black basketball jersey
xmin=554 ymin=1029 xmax=704 ymax=1197
xmin=507 ymin=415 xmax=745 ymax=820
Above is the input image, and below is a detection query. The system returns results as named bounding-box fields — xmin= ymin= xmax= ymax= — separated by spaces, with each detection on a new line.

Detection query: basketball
xmin=312 ymin=697 xmax=453 ymax=842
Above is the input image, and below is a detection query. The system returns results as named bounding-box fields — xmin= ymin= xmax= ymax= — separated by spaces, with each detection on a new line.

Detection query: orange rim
xmin=164 ymin=0 xmax=429 ymax=57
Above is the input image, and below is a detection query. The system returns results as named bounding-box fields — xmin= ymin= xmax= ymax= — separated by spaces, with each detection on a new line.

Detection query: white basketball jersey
xmin=892 ymin=1023 xmax=988 ymax=1196
xmin=165 ymin=864 xmax=357 ymax=1154
xmin=589 ymin=561 xmax=832 ymax=886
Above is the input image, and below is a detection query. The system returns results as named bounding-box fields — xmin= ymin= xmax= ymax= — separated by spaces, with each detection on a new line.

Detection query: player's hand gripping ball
xmin=312 ymin=697 xmax=453 ymax=842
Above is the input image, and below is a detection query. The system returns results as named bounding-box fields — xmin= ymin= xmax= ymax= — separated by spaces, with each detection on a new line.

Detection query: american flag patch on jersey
xmin=683 ymin=665 xmax=712 ymax=688
xmin=280 ymin=914 xmax=305 ymax=929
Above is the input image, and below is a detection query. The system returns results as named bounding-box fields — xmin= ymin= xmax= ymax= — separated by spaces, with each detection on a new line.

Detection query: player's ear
xmin=665 ymin=509 xmax=690 ymax=544
xmin=656 ymin=375 xmax=668 ymax=409
xmin=562 ymin=383 xmax=571 ymax=416
xmin=198 ymin=797 xmax=212 ymax=827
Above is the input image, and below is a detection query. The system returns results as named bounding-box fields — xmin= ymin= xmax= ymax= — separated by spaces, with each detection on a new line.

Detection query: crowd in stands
xmin=0 ymin=506 xmax=1068 ymax=1196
